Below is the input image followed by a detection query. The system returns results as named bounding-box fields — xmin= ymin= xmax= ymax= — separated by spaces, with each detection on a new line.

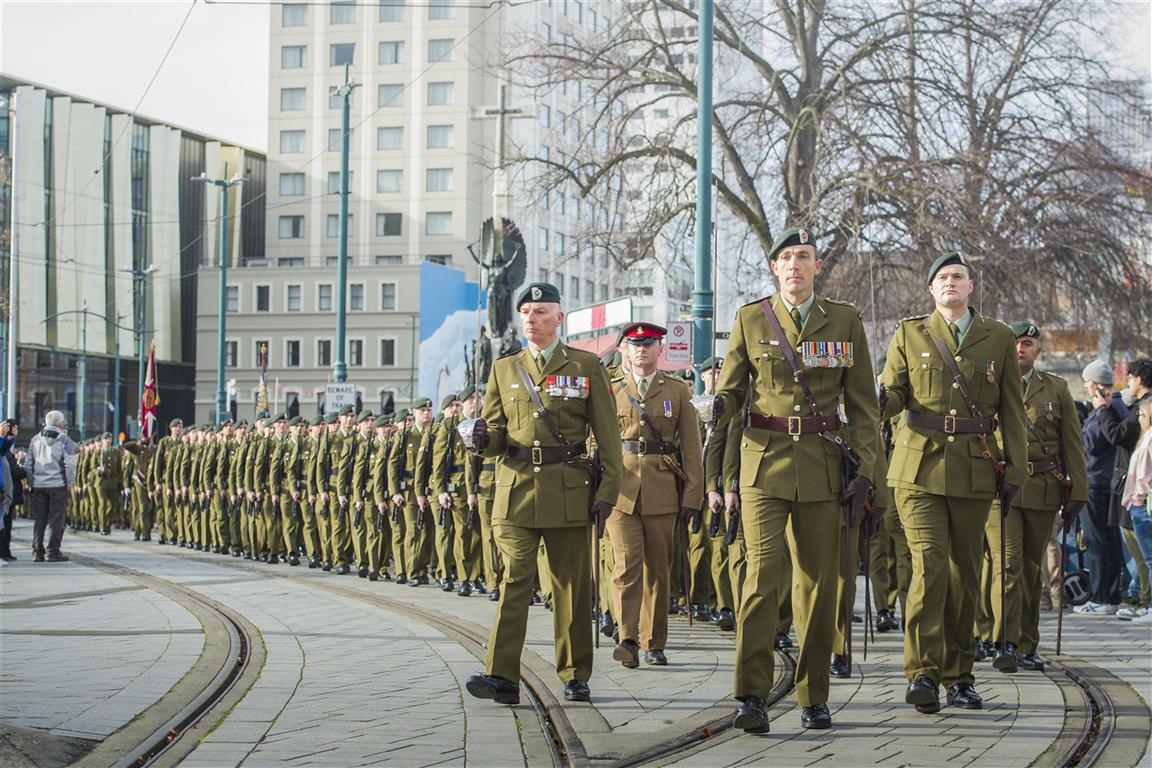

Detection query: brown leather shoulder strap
xmin=758 ymin=299 xmax=822 ymax=417
xmin=517 ymin=363 xmax=571 ymax=449
xmin=923 ymin=328 xmax=984 ymax=419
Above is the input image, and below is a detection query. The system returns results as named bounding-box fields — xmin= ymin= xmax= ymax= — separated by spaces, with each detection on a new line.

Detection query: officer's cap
xmin=288 ymin=416 xmax=304 ymax=427
xmin=308 ymin=415 xmax=324 ymax=426
xmin=768 ymin=227 xmax=816 ymax=261
xmin=394 ymin=408 xmax=411 ymax=422
xmin=619 ymin=322 xmax=666 ymax=345
xmin=169 ymin=418 xmax=183 ymax=429
xmin=338 ymin=405 xmax=355 ymax=417
xmin=458 ymin=385 xmax=477 ymax=401
xmin=324 ymin=413 xmax=340 ymax=425
xmin=516 ymin=282 xmax=561 ymax=309
xmin=700 ymin=355 xmax=723 ymax=371
xmin=927 ymin=251 xmax=971 ymax=283
xmin=412 ymin=397 xmax=433 ymax=410
xmin=1010 ymin=321 xmax=1040 ymax=340
xmin=374 ymin=414 xmax=391 ymax=428
xmin=357 ymin=409 xmax=375 ymax=423
xmin=440 ymin=394 xmax=458 ymax=410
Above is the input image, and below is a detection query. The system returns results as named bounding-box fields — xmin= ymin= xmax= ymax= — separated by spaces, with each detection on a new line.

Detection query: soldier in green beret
xmin=466 ymin=282 xmax=623 ymax=705
xmin=400 ymin=398 xmax=436 ymax=584
xmin=368 ymin=414 xmax=396 ymax=580
xmin=349 ymin=410 xmax=377 ymax=576
xmin=94 ymin=432 xmax=122 ymax=536
xmin=879 ymin=251 xmax=1028 ymax=714
xmin=463 ymin=389 xmax=502 ymax=599
xmin=433 ymin=391 xmax=484 ymax=595
xmin=320 ymin=407 xmax=358 ymax=574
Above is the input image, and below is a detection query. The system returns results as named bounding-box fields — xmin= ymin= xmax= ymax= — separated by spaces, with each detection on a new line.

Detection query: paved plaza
xmin=1 ymin=519 xmax=1149 ymax=768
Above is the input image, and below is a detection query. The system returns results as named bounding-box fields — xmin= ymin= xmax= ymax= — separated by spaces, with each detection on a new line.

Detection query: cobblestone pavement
xmin=1 ymin=520 xmax=1148 ymax=767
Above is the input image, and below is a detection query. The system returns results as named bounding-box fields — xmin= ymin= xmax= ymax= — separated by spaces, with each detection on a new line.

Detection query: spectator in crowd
xmin=0 ymin=419 xmax=23 ymax=562
xmin=21 ymin=410 xmax=78 ymax=563
xmin=1105 ymin=361 xmax=1152 ymax=620
xmin=1118 ymin=397 xmax=1152 ymax=622
xmin=1075 ymin=361 xmax=1127 ymax=615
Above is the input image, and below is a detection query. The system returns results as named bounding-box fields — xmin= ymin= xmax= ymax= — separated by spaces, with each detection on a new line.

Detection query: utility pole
xmin=333 ymin=64 xmax=358 ymax=384
xmin=3 ymin=91 xmax=17 ymax=417
xmin=691 ymin=0 xmax=715 ymax=393
xmin=122 ymin=263 xmax=157 ymax=426
xmin=192 ymin=163 xmax=244 ymax=423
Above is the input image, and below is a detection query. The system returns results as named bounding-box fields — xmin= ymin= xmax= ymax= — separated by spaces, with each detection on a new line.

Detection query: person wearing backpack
xmin=21 ymin=410 xmax=78 ymax=562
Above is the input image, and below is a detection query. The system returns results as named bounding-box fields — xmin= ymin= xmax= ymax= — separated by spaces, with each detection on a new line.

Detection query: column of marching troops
xmin=65 ymin=231 xmax=1090 ymax=733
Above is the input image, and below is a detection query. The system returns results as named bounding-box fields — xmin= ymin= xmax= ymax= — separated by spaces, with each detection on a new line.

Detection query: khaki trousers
xmin=606 ymin=505 xmax=676 ymax=650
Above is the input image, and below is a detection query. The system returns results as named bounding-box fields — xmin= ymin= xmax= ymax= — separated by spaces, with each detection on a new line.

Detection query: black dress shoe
xmin=474 ymin=582 xmax=487 ymax=594
xmin=974 ymin=638 xmax=991 ymax=662
xmin=458 ymin=580 xmax=472 ymax=597
xmin=33 ymin=552 xmax=45 ymax=563
xmin=134 ymin=534 xmax=140 ymax=541
xmin=417 ymin=575 xmax=430 ymax=586
xmin=563 ymin=679 xmax=591 ymax=702
xmin=46 ymin=553 xmax=70 ymax=562
xmin=830 ymin=654 xmax=850 ymax=678
xmin=159 ymin=537 xmax=168 ymax=545
xmin=946 ymin=682 xmax=983 ymax=709
xmin=613 ymin=639 xmax=640 ymax=669
xmin=489 ymin=588 xmax=500 ymax=601
xmin=322 ymin=561 xmax=333 ymax=572
xmin=288 ymin=554 xmax=300 ymax=566
xmin=717 ymin=608 xmax=736 ymax=631
xmin=335 ymin=565 xmax=350 ymax=575
xmin=693 ymin=604 xmax=711 ymax=622
xmin=801 ymin=703 xmax=832 ymax=729
xmin=466 ymin=674 xmax=520 ymax=705
xmin=358 ymin=566 xmax=369 ymax=578
xmin=734 ymin=695 xmax=769 ymax=733
xmin=0 ymin=554 xmax=16 ymax=562
xmin=645 ymin=649 xmax=668 ymax=666
xmin=531 ymin=591 xmax=542 ymax=605
xmin=308 ymin=557 xmax=319 ymax=569
xmin=395 ymin=572 xmax=408 ymax=584
xmin=442 ymin=579 xmax=455 ymax=592
xmin=409 ymin=576 xmax=422 ymax=587
xmin=600 ymin=612 xmax=617 ymax=638
xmin=906 ymin=675 xmax=940 ymax=714
xmin=876 ymin=609 xmax=898 ymax=632
xmin=383 ymin=571 xmax=394 ymax=581
xmin=368 ymin=570 xmax=380 ymax=582
xmin=775 ymin=633 xmax=794 ymax=650
xmin=1018 ymin=653 xmax=1046 ymax=672
xmin=992 ymin=642 xmax=1018 ymax=673
xmin=669 ymin=598 xmax=680 ymax=615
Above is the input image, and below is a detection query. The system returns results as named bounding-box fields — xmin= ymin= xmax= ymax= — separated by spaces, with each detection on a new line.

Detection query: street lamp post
xmin=333 ymin=64 xmax=359 ymax=384
xmin=691 ymin=0 xmax=715 ymax=393
xmin=192 ymin=164 xmax=244 ymax=424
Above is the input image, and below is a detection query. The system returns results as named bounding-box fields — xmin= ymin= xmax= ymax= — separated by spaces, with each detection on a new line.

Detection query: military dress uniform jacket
xmin=388 ymin=426 xmax=421 ymax=498
xmin=1008 ymin=370 xmax=1088 ymax=511
xmin=481 ymin=342 xmax=623 ymax=528
xmin=97 ymin=447 xmax=123 ymax=491
xmin=431 ymin=414 xmax=467 ymax=496
xmin=611 ymin=372 xmax=703 ymax=514
xmin=715 ymin=295 xmax=880 ymax=500
xmin=880 ymin=309 xmax=1028 ymax=498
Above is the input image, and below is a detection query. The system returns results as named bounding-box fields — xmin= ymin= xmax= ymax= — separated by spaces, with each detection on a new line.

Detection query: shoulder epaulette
xmin=740 ymin=295 xmax=772 ymax=309
xmin=901 ymin=314 xmax=929 ymax=322
xmin=823 ymin=297 xmax=857 ymax=308
xmin=496 ymin=348 xmax=522 ymax=360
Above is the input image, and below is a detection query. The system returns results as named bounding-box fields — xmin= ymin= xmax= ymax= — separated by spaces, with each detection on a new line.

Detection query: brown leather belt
xmin=481 ymin=463 xmax=495 ymax=473
xmin=450 ymin=464 xmax=466 ymax=473
xmin=1027 ymin=455 xmax=1061 ymax=476
xmin=904 ymin=411 xmax=997 ymax=434
xmin=747 ymin=413 xmax=841 ymax=435
xmin=505 ymin=441 xmax=587 ymax=466
xmin=622 ymin=439 xmax=678 ymax=456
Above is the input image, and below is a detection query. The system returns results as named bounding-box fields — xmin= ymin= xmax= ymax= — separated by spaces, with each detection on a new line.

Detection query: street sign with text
xmin=665 ymin=321 xmax=693 ymax=365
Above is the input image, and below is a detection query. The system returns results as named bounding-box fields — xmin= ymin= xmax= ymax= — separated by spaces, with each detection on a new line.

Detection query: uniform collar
xmin=780 ymin=292 xmax=816 ymax=326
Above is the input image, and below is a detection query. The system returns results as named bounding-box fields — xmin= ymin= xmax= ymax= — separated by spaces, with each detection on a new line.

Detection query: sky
xmin=1 ymin=0 xmax=1149 ymax=154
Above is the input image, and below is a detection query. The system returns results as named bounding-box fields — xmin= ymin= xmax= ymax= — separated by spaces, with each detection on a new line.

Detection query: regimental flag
xmin=256 ymin=343 xmax=270 ymax=419
xmin=140 ymin=341 xmax=160 ymax=441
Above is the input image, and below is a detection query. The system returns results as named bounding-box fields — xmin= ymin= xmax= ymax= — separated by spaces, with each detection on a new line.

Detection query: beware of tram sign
xmin=324 ymin=383 xmax=357 ymax=413
xmin=665 ymin=321 xmax=693 ymax=365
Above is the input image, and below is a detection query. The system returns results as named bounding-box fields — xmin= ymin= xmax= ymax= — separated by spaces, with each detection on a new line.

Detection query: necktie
xmin=638 ymin=377 xmax=648 ymax=398
xmin=535 ymin=353 xmax=545 ymax=374
xmin=790 ymin=307 xmax=803 ymax=333
xmin=948 ymin=321 xmax=960 ymax=347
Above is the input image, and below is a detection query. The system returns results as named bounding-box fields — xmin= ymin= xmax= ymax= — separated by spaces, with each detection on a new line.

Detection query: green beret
xmin=768 ymin=227 xmax=815 ymax=260
xmin=678 ymin=368 xmax=695 ymax=380
xmin=100 ymin=432 xmax=112 ymax=440
xmin=308 ymin=415 xmax=323 ymax=426
xmin=516 ymin=282 xmax=561 ymax=309
xmin=927 ymin=251 xmax=971 ymax=283
xmin=1010 ymin=321 xmax=1040 ymax=339
xmin=169 ymin=418 xmax=183 ymax=428
xmin=458 ymin=385 xmax=476 ymax=401
xmin=412 ymin=397 xmax=433 ymax=410
xmin=324 ymin=413 xmax=339 ymax=425
xmin=273 ymin=413 xmax=288 ymax=423
xmin=374 ymin=414 xmax=391 ymax=428
xmin=220 ymin=417 xmax=233 ymax=425
xmin=394 ymin=408 xmax=411 ymax=422
xmin=700 ymin=356 xmax=723 ymax=371
xmin=237 ymin=419 xmax=249 ymax=427
xmin=338 ymin=405 xmax=355 ymax=416
xmin=440 ymin=394 xmax=458 ymax=410
xmin=357 ymin=409 xmax=375 ymax=422
xmin=288 ymin=416 xmax=303 ymax=426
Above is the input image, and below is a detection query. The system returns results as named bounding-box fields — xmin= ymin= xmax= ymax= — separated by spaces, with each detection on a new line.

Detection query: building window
xmin=427 ymin=82 xmax=454 ymax=106
xmin=378 ymin=84 xmax=404 ymax=108
xmin=317 ymin=339 xmax=332 ymax=367
xmin=425 ymin=254 xmax=452 ymax=266
xmin=376 ymin=255 xmax=402 ymax=266
xmin=278 ymin=172 xmax=305 ymax=196
xmin=281 ymin=45 xmax=306 ymax=69
xmin=426 ymin=168 xmax=453 ymax=192
xmin=278 ymin=215 xmax=304 ymax=239
xmin=426 ymin=124 xmax=453 ymax=148
xmin=379 ymin=0 xmax=404 ymax=21
xmin=426 ymin=211 xmax=452 ymax=236
xmin=428 ymin=38 xmax=454 ymax=62
xmin=542 ymin=22 xmax=552 ymax=41
xmin=330 ymin=43 xmax=355 ymax=66
xmin=327 ymin=171 xmax=353 ymax=195
xmin=537 ymin=227 xmax=549 ymax=251
xmin=328 ymin=86 xmax=342 ymax=110
xmin=255 ymin=340 xmax=271 ymax=368
xmin=328 ymin=128 xmax=353 ymax=151
xmin=600 ymin=283 xmax=609 ymax=302
xmin=538 ymin=267 xmax=549 ymax=283
xmin=286 ymin=340 xmax=301 ymax=367
xmin=280 ymin=88 xmax=306 ymax=111
xmin=350 ymin=283 xmax=365 ymax=311
xmin=278 ymin=257 xmax=305 ymax=268
xmin=377 ymin=126 xmax=403 ymax=150
xmin=225 ymin=340 xmax=238 ymax=368
xmin=280 ymin=130 xmax=305 ymax=153
xmin=380 ymin=282 xmax=397 ymax=310
xmin=226 ymin=286 xmax=239 ymax=313
xmin=318 ymin=284 xmax=334 ymax=312
xmin=256 ymin=284 xmax=271 ymax=312
xmin=539 ymin=104 xmax=551 ymax=128
xmin=379 ymin=40 xmax=404 ymax=64
xmin=327 ymin=214 xmax=353 ymax=238
xmin=570 ymin=276 xmax=580 ymax=300
xmin=330 ymin=0 xmax=355 ymax=24
xmin=287 ymin=284 xmax=302 ymax=312
xmin=326 ymin=256 xmax=340 ymax=267
xmin=282 ymin=3 xmax=306 ymax=26
xmin=349 ymin=339 xmax=364 ymax=366
xmin=428 ymin=0 xmax=454 ymax=20
xmin=380 ymin=338 xmax=396 ymax=366
xmin=377 ymin=169 xmax=402 ymax=193
xmin=555 ymin=272 xmax=565 ymax=293
xmin=376 ymin=213 xmax=402 ymax=237
xmin=554 ymin=231 xmax=565 ymax=258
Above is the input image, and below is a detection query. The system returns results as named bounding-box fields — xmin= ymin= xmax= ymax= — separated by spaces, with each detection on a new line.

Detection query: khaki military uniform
xmin=389 ymin=423 xmax=433 ymax=579
xmin=94 ymin=445 xmax=122 ymax=533
xmin=369 ymin=428 xmax=396 ymax=577
xmin=716 ymin=295 xmax=879 ymax=709
xmin=415 ymin=421 xmax=449 ymax=581
xmin=269 ymin=434 xmax=301 ymax=562
xmin=322 ymin=428 xmax=356 ymax=569
xmin=432 ymin=413 xmax=482 ymax=584
xmin=480 ymin=342 xmax=622 ymax=684
xmin=292 ymin=432 xmax=321 ymax=565
xmin=351 ymin=430 xmax=384 ymax=574
xmin=608 ymin=370 xmax=703 ymax=651
xmin=880 ymin=309 xmax=1027 ymax=688
xmin=465 ymin=452 xmax=501 ymax=589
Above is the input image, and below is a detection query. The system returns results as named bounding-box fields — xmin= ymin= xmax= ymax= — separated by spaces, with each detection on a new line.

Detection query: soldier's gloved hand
xmin=707 ymin=491 xmax=723 ymax=513
xmin=591 ymin=499 xmax=613 ymax=537
xmin=1062 ymin=499 xmax=1086 ymax=533
xmin=842 ymin=476 xmax=871 ymax=523
xmin=1000 ymin=483 xmax=1021 ymax=510
xmin=468 ymin=419 xmax=490 ymax=451
xmin=690 ymin=394 xmax=724 ymax=423
xmin=877 ymin=383 xmax=888 ymax=413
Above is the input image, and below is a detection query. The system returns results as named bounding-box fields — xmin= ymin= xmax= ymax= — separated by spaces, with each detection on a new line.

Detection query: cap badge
xmin=531 ymin=286 xmax=542 ymax=300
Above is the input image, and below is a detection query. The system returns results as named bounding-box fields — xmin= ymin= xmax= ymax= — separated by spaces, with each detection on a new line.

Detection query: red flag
xmin=140 ymin=341 xmax=160 ymax=441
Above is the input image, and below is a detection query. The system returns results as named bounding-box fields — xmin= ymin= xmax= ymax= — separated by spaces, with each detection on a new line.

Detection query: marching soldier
xmin=228 ymin=420 xmax=252 ymax=557
xmin=321 ymin=406 xmax=357 ymax=574
xmin=94 ymin=433 xmax=122 ymax=535
xmin=313 ymin=413 xmax=340 ymax=570
xmin=982 ymin=322 xmax=1087 ymax=671
xmin=368 ymin=414 xmax=396 ymax=580
xmin=270 ymin=416 xmax=304 ymax=566
xmin=879 ymin=251 xmax=1027 ymax=714
xmin=383 ymin=409 xmax=413 ymax=582
xmin=419 ymin=401 xmax=455 ymax=589
xmin=150 ymin=418 xmax=183 ymax=544
xmin=243 ymin=417 xmax=270 ymax=560
xmin=349 ymin=410 xmax=378 ymax=577
xmin=464 ymin=389 xmax=503 ymax=601
xmin=607 ymin=322 xmax=703 ymax=668
xmin=123 ymin=439 xmax=153 ymax=541
xmin=295 ymin=415 xmax=324 ymax=568
xmin=465 ymin=282 xmax=622 ymax=705
xmin=709 ymin=228 xmax=880 ymax=732
xmin=393 ymin=399 xmax=435 ymax=585
xmin=432 ymin=391 xmax=483 ymax=596
xmin=868 ymin=365 xmax=911 ymax=634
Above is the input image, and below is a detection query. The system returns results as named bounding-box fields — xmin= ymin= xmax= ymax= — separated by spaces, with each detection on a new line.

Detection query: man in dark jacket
xmin=1 ymin=419 xmax=26 ymax=561
xmin=21 ymin=411 xmax=78 ymax=562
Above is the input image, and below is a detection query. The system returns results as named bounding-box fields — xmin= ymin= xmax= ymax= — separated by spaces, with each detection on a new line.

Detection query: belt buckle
xmin=1026 ymin=461 xmax=1035 ymax=476
xmin=787 ymin=416 xmax=802 ymax=436
xmin=531 ymin=446 xmax=543 ymax=465
xmin=637 ymin=437 xmax=648 ymax=456
xmin=943 ymin=415 xmax=957 ymax=434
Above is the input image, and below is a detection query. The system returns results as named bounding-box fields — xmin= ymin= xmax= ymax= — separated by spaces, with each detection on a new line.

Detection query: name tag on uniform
xmin=800 ymin=341 xmax=854 ymax=368
xmin=545 ymin=375 xmax=589 ymax=399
